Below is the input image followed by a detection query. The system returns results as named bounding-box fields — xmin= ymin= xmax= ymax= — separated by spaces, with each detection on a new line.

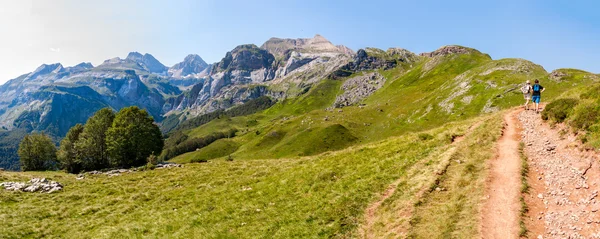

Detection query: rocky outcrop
xmin=1 ymin=178 xmax=63 ymax=193
xmin=126 ymin=52 xmax=168 ymax=73
xmin=169 ymin=54 xmax=210 ymax=78
xmin=261 ymin=34 xmax=351 ymax=58
xmin=334 ymin=72 xmax=386 ymax=108
xmin=330 ymin=48 xmax=417 ymax=79
xmin=212 ymin=44 xmax=275 ymax=74
xmin=419 ymin=45 xmax=472 ymax=57
xmin=549 ymin=70 xmax=568 ymax=81
xmin=386 ymin=48 xmax=419 ymax=63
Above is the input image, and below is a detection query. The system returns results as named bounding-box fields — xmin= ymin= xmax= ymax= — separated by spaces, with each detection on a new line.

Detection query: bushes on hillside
xmin=18 ymin=133 xmax=57 ymax=171
xmin=541 ymin=98 xmax=579 ymax=123
xmin=569 ymin=102 xmax=600 ymax=131
xmin=543 ymin=84 xmax=600 ymax=149
xmin=160 ymin=129 xmax=237 ymax=161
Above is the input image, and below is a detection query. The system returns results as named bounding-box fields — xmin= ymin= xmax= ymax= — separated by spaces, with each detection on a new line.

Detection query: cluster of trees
xmin=160 ymin=129 xmax=237 ymax=161
xmin=18 ymin=106 xmax=164 ymax=173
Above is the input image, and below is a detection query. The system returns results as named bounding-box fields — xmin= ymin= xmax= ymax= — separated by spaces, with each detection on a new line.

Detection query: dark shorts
xmin=532 ymin=95 xmax=540 ymax=103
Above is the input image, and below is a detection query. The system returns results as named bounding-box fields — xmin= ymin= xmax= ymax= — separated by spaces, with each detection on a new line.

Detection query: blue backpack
xmin=533 ymin=84 xmax=540 ymax=93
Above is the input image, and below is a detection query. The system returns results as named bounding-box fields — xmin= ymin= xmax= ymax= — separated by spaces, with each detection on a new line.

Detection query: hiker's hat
xmin=526 ymin=80 xmax=530 ymax=84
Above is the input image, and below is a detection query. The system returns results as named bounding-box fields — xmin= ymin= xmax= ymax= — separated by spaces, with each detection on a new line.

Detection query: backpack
xmin=533 ymin=84 xmax=540 ymax=93
xmin=521 ymin=85 xmax=530 ymax=94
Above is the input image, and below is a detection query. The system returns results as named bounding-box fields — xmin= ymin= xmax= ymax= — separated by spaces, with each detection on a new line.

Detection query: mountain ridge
xmin=1 ymin=35 xmax=597 ymax=170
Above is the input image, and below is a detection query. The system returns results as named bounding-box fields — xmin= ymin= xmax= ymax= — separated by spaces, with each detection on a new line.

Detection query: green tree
xmin=18 ymin=133 xmax=57 ymax=171
xmin=75 ymin=108 xmax=115 ymax=171
xmin=57 ymin=124 xmax=84 ymax=173
xmin=106 ymin=106 xmax=164 ymax=168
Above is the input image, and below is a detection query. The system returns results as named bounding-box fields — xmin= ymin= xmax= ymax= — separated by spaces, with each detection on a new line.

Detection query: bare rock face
xmin=330 ymin=48 xmax=418 ymax=79
xmin=261 ymin=34 xmax=352 ymax=58
xmin=168 ymin=54 xmax=210 ymax=79
xmin=334 ymin=72 xmax=386 ymax=108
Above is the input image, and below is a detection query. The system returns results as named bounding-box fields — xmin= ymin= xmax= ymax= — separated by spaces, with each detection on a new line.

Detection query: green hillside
xmin=168 ymin=47 xmax=595 ymax=163
xmin=2 ymin=46 xmax=597 ymax=238
xmin=0 ymin=113 xmax=501 ymax=238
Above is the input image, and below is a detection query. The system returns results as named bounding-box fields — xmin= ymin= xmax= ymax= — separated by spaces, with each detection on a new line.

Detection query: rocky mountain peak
xmin=261 ymin=34 xmax=351 ymax=57
xmin=26 ymin=63 xmax=64 ymax=81
xmin=183 ymin=54 xmax=206 ymax=64
xmin=74 ymin=62 xmax=94 ymax=69
xmin=125 ymin=52 xmax=167 ymax=73
xmin=169 ymin=54 xmax=210 ymax=78
xmin=212 ymin=44 xmax=274 ymax=74
xmin=126 ymin=52 xmax=144 ymax=60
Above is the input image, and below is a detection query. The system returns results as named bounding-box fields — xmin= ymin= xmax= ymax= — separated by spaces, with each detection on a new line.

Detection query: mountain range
xmin=1 ymin=34 xmax=599 ymax=170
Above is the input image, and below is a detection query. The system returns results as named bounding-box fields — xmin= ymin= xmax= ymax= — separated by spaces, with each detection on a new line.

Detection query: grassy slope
xmin=0 ymin=113 xmax=495 ymax=239
xmin=170 ymin=50 xmax=593 ymax=163
xmin=2 ymin=48 xmax=596 ymax=238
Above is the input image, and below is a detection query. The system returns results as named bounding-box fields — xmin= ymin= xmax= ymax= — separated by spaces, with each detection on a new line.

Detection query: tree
xmin=57 ymin=124 xmax=84 ymax=173
xmin=106 ymin=106 xmax=164 ymax=168
xmin=18 ymin=133 xmax=57 ymax=171
xmin=75 ymin=108 xmax=115 ymax=171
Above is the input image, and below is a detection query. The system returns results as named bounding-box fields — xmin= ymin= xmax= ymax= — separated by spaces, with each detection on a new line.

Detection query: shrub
xmin=581 ymin=85 xmax=600 ymax=100
xmin=191 ymin=158 xmax=208 ymax=163
xmin=569 ymin=101 xmax=600 ymax=131
xmin=418 ymin=133 xmax=433 ymax=141
xmin=159 ymin=129 xmax=238 ymax=161
xmin=541 ymin=98 xmax=579 ymax=123
xmin=147 ymin=154 xmax=159 ymax=166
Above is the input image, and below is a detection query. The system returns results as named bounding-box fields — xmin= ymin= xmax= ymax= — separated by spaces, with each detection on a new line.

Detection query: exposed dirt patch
xmin=481 ymin=109 xmax=522 ymax=238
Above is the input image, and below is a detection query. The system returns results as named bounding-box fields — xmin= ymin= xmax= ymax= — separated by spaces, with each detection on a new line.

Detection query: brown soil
xmin=481 ymin=109 xmax=522 ymax=239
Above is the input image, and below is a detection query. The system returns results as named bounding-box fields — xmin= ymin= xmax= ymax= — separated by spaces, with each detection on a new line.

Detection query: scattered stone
xmin=333 ymin=72 xmax=386 ymax=108
xmin=1 ymin=178 xmax=63 ymax=193
xmin=155 ymin=163 xmax=183 ymax=169
xmin=538 ymin=193 xmax=544 ymax=199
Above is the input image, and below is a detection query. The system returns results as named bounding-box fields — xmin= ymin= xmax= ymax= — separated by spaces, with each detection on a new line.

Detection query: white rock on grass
xmin=1 ymin=178 xmax=63 ymax=193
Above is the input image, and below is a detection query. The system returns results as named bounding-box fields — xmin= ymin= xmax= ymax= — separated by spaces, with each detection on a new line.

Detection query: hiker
xmin=521 ymin=80 xmax=533 ymax=110
xmin=531 ymin=79 xmax=545 ymax=113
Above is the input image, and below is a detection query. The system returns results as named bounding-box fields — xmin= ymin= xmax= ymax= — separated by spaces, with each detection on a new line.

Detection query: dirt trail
xmin=519 ymin=110 xmax=600 ymax=238
xmin=481 ymin=109 xmax=523 ymax=239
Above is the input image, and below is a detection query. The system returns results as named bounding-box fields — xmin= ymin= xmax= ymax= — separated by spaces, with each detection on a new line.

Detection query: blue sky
xmin=0 ymin=0 xmax=598 ymax=83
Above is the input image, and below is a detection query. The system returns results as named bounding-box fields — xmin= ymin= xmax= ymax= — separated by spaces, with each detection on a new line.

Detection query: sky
xmin=0 ymin=0 xmax=598 ymax=83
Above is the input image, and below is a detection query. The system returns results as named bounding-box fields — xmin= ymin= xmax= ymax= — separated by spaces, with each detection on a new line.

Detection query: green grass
xmin=0 ymin=116 xmax=488 ymax=238
xmin=173 ymin=52 xmax=595 ymax=164
xmin=3 ymin=47 xmax=595 ymax=238
xmin=518 ymin=142 xmax=530 ymax=237
xmin=406 ymin=113 xmax=503 ymax=238
xmin=170 ymin=139 xmax=239 ymax=164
